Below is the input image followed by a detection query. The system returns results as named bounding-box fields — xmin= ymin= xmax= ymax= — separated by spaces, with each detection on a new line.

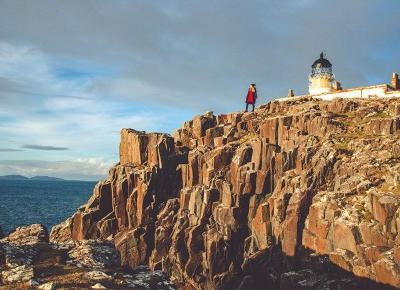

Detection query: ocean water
xmin=0 ymin=180 xmax=96 ymax=235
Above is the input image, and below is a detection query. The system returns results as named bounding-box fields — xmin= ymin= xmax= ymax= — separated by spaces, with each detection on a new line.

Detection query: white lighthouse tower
xmin=309 ymin=52 xmax=335 ymax=95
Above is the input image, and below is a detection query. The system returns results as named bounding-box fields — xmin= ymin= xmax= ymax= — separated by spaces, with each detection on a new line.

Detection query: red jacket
xmin=246 ymin=87 xmax=257 ymax=104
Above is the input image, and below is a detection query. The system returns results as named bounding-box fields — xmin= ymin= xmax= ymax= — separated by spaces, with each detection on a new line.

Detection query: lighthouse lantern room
xmin=309 ymin=52 xmax=335 ymax=95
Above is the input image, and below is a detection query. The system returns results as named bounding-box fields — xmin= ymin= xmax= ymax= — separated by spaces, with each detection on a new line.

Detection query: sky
xmin=0 ymin=0 xmax=399 ymax=180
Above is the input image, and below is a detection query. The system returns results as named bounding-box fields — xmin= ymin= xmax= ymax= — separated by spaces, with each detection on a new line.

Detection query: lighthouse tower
xmin=309 ymin=52 xmax=335 ymax=95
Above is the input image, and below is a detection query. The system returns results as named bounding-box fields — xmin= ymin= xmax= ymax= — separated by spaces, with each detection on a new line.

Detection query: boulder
xmin=91 ymin=283 xmax=107 ymax=289
xmin=0 ymin=265 xmax=34 ymax=284
xmin=0 ymin=224 xmax=49 ymax=270
xmin=38 ymin=282 xmax=57 ymax=290
xmin=83 ymin=270 xmax=112 ymax=281
xmin=3 ymin=224 xmax=48 ymax=245
xmin=67 ymin=240 xmax=120 ymax=269
xmin=50 ymin=217 xmax=73 ymax=243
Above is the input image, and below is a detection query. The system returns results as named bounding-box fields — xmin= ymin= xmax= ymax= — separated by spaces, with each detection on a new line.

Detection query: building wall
xmin=317 ymin=86 xmax=386 ymax=100
xmin=277 ymin=84 xmax=400 ymax=102
xmin=309 ymin=76 xmax=334 ymax=95
xmin=386 ymin=91 xmax=400 ymax=98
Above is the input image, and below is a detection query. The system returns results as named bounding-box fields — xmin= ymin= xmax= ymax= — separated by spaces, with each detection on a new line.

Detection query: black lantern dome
xmin=310 ymin=52 xmax=333 ymax=77
xmin=312 ymin=52 xmax=332 ymax=68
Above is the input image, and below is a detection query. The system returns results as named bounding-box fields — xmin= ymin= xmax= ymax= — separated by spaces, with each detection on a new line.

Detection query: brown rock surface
xmin=119 ymin=129 xmax=175 ymax=168
xmin=0 ymin=225 xmax=174 ymax=289
xmin=51 ymin=99 xmax=400 ymax=289
xmin=49 ymin=217 xmax=73 ymax=243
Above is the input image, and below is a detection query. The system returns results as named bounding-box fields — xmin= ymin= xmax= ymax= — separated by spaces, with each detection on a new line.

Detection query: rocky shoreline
xmin=0 ymin=224 xmax=175 ymax=289
xmin=2 ymin=97 xmax=400 ymax=289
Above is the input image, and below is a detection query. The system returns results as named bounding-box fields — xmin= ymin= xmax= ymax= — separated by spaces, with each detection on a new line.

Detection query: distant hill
xmin=30 ymin=176 xmax=65 ymax=181
xmin=0 ymin=175 xmax=65 ymax=181
xmin=0 ymin=175 xmax=29 ymax=180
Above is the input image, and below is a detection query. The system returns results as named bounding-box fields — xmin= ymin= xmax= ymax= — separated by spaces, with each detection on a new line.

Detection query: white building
xmin=279 ymin=53 xmax=400 ymax=102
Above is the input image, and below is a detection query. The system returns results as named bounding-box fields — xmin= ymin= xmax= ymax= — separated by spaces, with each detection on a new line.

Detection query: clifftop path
xmin=51 ymin=97 xmax=400 ymax=289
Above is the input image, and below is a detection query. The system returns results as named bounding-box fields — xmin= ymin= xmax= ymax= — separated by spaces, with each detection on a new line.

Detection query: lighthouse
xmin=309 ymin=52 xmax=335 ymax=95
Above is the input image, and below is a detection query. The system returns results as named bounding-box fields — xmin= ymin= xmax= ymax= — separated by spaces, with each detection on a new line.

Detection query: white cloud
xmin=0 ymin=41 xmax=185 ymax=177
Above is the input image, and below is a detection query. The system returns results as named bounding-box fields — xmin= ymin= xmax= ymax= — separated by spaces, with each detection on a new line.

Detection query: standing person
xmin=245 ymin=83 xmax=257 ymax=112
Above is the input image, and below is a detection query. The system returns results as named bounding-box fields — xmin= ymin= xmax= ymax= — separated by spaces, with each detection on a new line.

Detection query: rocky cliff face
xmin=51 ymin=98 xmax=400 ymax=289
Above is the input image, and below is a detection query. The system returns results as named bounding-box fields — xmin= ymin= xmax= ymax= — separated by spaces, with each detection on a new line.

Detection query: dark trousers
xmin=246 ymin=103 xmax=255 ymax=112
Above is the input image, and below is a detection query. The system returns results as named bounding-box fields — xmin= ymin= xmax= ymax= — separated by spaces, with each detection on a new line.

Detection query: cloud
xmin=0 ymin=148 xmax=23 ymax=152
xmin=0 ymin=1 xmax=398 ymax=111
xmin=0 ymin=158 xmax=113 ymax=181
xmin=0 ymin=41 xmax=188 ymax=167
xmin=22 ymin=145 xmax=69 ymax=151
xmin=0 ymin=1 xmax=398 ymax=178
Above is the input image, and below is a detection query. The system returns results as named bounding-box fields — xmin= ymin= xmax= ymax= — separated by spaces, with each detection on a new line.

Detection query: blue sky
xmin=0 ymin=0 xmax=399 ymax=180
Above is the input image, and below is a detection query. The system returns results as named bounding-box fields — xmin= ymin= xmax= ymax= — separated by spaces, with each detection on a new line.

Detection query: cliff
xmin=51 ymin=97 xmax=400 ymax=289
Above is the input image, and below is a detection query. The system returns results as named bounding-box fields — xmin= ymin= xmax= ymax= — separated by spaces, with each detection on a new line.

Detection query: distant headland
xmin=0 ymin=175 xmax=65 ymax=181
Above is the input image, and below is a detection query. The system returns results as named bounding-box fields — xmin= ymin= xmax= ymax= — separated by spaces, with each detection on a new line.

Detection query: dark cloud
xmin=22 ymin=145 xmax=69 ymax=151
xmin=0 ymin=0 xmax=399 ymax=113
xmin=0 ymin=148 xmax=23 ymax=152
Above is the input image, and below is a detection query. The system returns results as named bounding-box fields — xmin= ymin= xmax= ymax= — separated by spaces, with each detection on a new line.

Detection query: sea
xmin=0 ymin=179 xmax=96 ymax=235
